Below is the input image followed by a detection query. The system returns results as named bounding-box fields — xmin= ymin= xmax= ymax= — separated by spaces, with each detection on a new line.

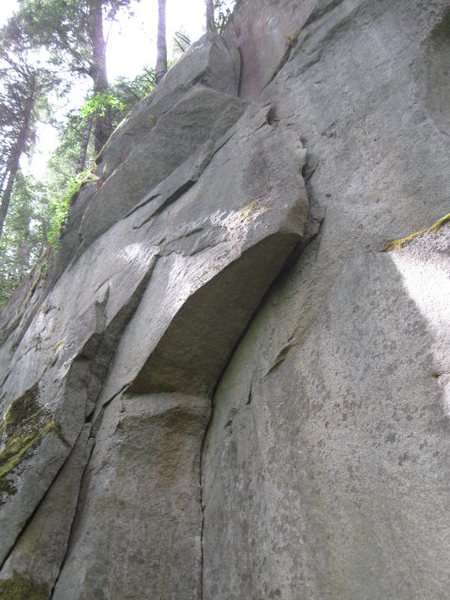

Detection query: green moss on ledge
xmin=0 ymin=384 xmax=66 ymax=505
xmin=0 ymin=571 xmax=49 ymax=599
xmin=0 ymin=475 xmax=17 ymax=500
xmin=383 ymin=213 xmax=450 ymax=251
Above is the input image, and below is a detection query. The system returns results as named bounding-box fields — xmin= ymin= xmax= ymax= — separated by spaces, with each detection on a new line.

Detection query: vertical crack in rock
xmin=197 ymin=224 xmax=323 ymax=597
xmin=49 ymin=431 xmax=95 ymax=598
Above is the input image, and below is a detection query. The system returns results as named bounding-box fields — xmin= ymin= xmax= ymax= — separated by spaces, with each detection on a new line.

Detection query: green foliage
xmin=0 ymin=0 xmax=158 ymax=304
xmin=1 ymin=384 xmax=41 ymax=436
xmin=16 ymin=0 xmax=139 ymax=76
xmin=108 ymin=69 xmax=156 ymax=128
xmin=0 ymin=165 xmax=98 ymax=304
xmin=0 ymin=59 xmax=157 ymax=304
xmin=81 ymin=68 xmax=156 ymax=131
xmin=0 ymin=173 xmax=50 ymax=303
xmin=214 ymin=0 xmax=236 ymax=34
xmin=32 ymin=109 xmax=96 ymax=249
xmin=47 ymin=63 xmax=157 ymax=239
xmin=46 ymin=169 xmax=98 ymax=247
xmin=80 ymin=91 xmax=124 ymax=119
xmin=16 ymin=0 xmax=142 ymax=153
xmin=0 ymin=17 xmax=57 ymax=250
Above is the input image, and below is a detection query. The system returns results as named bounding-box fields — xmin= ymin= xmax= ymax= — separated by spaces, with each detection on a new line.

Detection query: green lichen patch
xmin=0 ymin=571 xmax=50 ymax=599
xmin=0 ymin=475 xmax=17 ymax=499
xmin=1 ymin=384 xmax=41 ymax=438
xmin=0 ymin=384 xmax=66 ymax=505
xmin=383 ymin=213 xmax=450 ymax=251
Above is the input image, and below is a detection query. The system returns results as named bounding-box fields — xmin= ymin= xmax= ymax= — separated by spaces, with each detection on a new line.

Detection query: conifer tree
xmin=16 ymin=0 xmax=139 ymax=153
xmin=0 ymin=22 xmax=53 ymax=240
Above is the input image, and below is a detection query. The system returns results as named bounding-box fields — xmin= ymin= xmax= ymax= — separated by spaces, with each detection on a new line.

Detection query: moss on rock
xmin=1 ymin=384 xmax=41 ymax=437
xmin=0 ymin=475 xmax=16 ymax=500
xmin=383 ymin=213 xmax=450 ymax=251
xmin=0 ymin=384 xmax=66 ymax=505
xmin=0 ymin=571 xmax=49 ymax=599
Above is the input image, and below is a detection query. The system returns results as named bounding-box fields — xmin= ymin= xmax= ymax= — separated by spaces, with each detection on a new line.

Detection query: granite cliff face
xmin=0 ymin=1 xmax=449 ymax=598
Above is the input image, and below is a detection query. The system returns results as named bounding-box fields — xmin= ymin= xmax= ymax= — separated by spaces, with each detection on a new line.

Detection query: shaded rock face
xmin=0 ymin=2 xmax=449 ymax=599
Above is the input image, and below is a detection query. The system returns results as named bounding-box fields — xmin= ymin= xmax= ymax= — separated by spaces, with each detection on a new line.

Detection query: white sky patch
xmin=107 ymin=0 xmax=207 ymax=81
xmin=0 ymin=0 xmax=17 ymax=24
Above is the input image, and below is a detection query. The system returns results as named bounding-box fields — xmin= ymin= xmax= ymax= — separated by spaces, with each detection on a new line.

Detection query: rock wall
xmin=0 ymin=1 xmax=449 ymax=598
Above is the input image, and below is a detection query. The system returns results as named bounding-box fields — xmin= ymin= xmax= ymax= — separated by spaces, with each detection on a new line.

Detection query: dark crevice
xmin=253 ymin=104 xmax=278 ymax=133
xmin=125 ymin=193 xmax=161 ymax=219
xmin=90 ymin=383 xmax=129 ymax=435
xmin=175 ymin=226 xmax=206 ymax=240
xmin=246 ymin=382 xmax=253 ymax=406
xmin=0 ymin=372 xmax=9 ymax=395
xmin=188 ymin=240 xmax=222 ymax=258
xmin=263 ymin=343 xmax=296 ymax=378
xmin=266 ymin=106 xmax=279 ymax=126
xmin=263 ymin=43 xmax=295 ymax=90
xmin=144 ymin=180 xmax=197 ymax=220
xmin=50 ymin=435 xmax=95 ymax=599
xmin=236 ymin=46 xmax=244 ymax=97
xmin=86 ymin=256 xmax=160 ymax=424
xmin=14 ymin=255 xmax=160 ymax=590
xmin=198 ymin=404 xmax=212 ymax=600
xmin=133 ymin=124 xmax=242 ymax=232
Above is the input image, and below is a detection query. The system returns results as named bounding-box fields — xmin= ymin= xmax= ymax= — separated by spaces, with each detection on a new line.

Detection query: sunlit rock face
xmin=0 ymin=0 xmax=449 ymax=598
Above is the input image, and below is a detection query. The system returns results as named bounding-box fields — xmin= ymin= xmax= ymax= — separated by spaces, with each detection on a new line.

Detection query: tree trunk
xmin=155 ymin=0 xmax=167 ymax=84
xmin=206 ymin=0 xmax=215 ymax=32
xmin=17 ymin=220 xmax=33 ymax=277
xmin=76 ymin=114 xmax=94 ymax=173
xmin=0 ymin=168 xmax=9 ymax=197
xmin=0 ymin=74 xmax=36 ymax=241
xmin=88 ymin=0 xmax=112 ymax=155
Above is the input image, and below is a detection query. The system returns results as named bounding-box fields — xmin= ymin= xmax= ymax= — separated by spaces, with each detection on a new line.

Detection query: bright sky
xmin=108 ymin=0 xmax=207 ymax=81
xmin=0 ymin=0 xmax=208 ymax=79
xmin=0 ymin=0 xmax=211 ymax=178
xmin=0 ymin=1 xmax=17 ymax=24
